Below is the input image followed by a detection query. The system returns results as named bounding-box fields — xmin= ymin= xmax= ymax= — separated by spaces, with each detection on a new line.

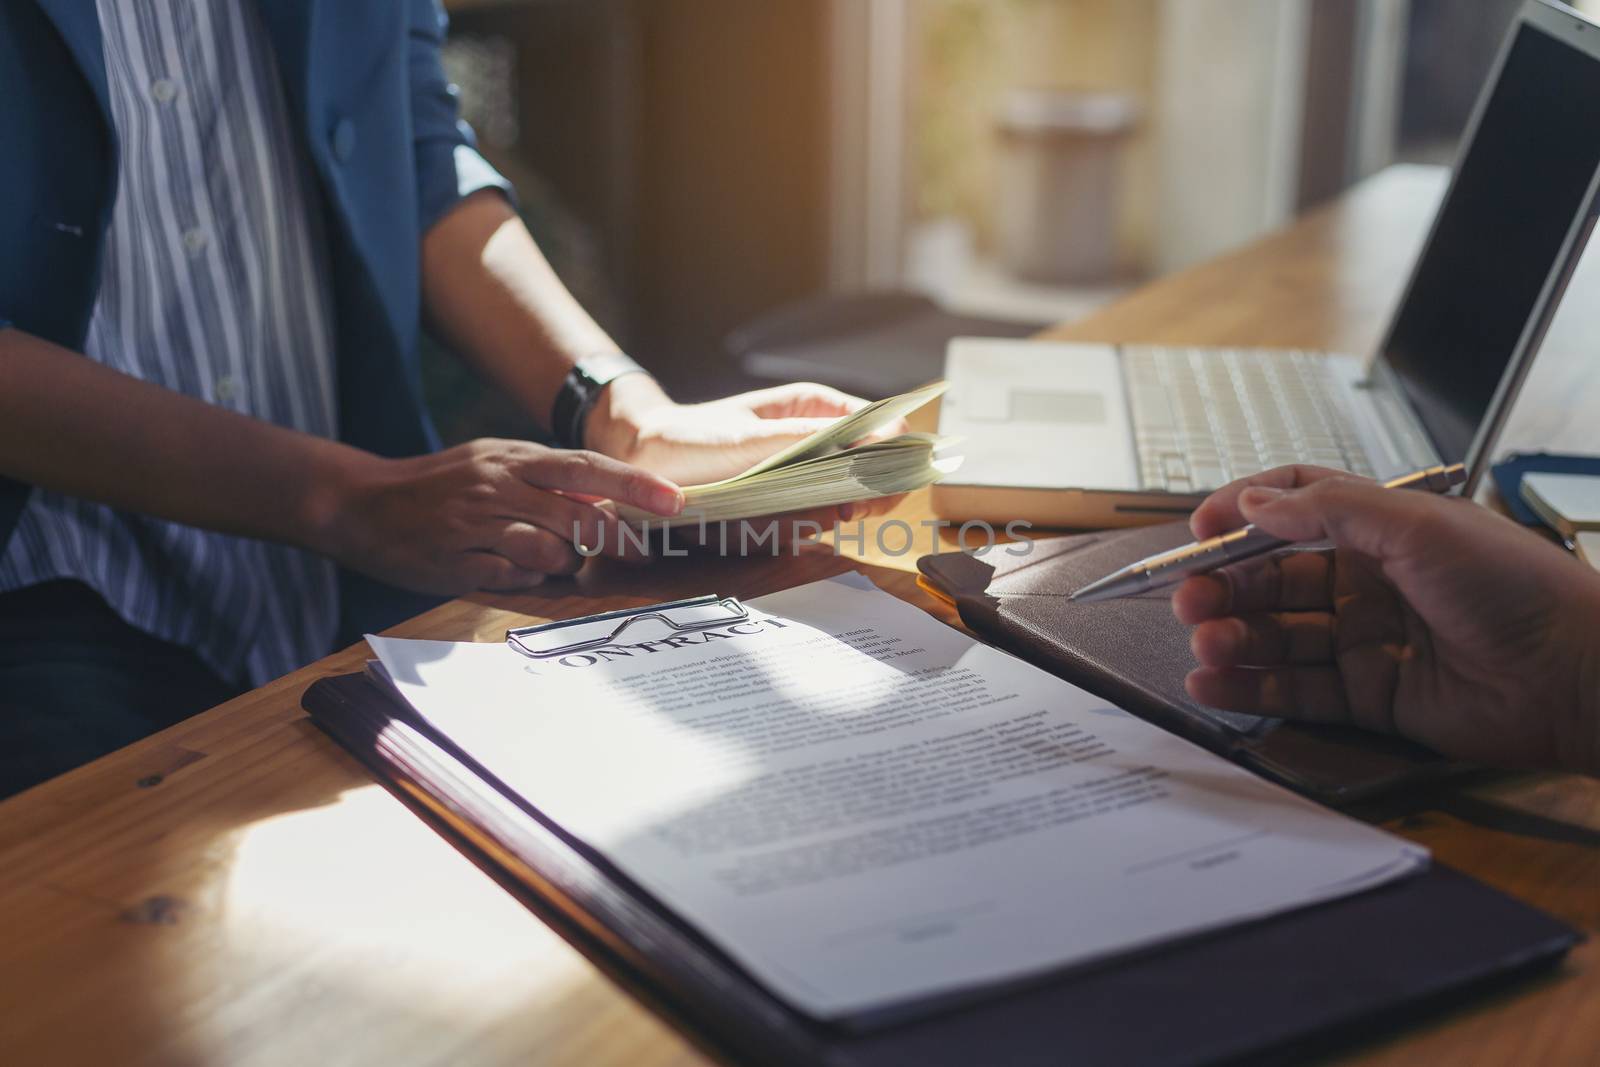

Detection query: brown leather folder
xmin=918 ymin=523 xmax=1452 ymax=802
xmin=304 ymin=669 xmax=1579 ymax=1067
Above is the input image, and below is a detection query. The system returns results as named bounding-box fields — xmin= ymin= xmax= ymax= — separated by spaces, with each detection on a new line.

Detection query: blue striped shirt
xmin=0 ymin=0 xmax=340 ymax=686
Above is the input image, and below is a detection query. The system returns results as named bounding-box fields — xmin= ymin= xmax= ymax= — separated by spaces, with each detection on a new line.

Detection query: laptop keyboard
xmin=1125 ymin=346 xmax=1377 ymax=493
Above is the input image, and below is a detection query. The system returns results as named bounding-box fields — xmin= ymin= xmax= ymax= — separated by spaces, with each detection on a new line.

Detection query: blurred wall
xmin=911 ymin=0 xmax=1160 ymax=274
xmin=1154 ymin=0 xmax=1308 ymax=273
xmin=633 ymin=0 xmax=831 ymax=395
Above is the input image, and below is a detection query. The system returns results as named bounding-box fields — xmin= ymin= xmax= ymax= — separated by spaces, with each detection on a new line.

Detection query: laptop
xmin=935 ymin=0 xmax=1600 ymax=529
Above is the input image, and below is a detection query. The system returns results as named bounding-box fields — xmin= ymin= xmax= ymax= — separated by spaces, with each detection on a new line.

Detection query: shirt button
xmin=182 ymin=227 xmax=208 ymax=255
xmin=215 ymin=375 xmax=239 ymax=403
xmin=151 ymin=78 xmax=178 ymax=104
xmin=330 ymin=117 xmax=356 ymax=163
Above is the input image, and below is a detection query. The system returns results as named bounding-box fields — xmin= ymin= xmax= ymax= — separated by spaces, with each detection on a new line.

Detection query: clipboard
xmin=505 ymin=594 xmax=748 ymax=660
xmin=305 ymin=591 xmax=1581 ymax=1066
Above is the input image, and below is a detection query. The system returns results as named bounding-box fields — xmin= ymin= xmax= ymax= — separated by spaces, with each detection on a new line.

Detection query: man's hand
xmin=316 ymin=440 xmax=683 ymax=595
xmin=1171 ymin=465 xmax=1600 ymax=774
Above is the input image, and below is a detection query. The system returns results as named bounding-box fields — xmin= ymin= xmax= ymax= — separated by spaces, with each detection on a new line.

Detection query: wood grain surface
xmin=2 ymin=165 xmax=1596 ymax=1067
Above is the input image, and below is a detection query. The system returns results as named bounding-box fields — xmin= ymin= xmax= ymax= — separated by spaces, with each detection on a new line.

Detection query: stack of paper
xmin=364 ymin=574 xmax=1430 ymax=1022
xmin=618 ymin=382 xmax=960 ymax=527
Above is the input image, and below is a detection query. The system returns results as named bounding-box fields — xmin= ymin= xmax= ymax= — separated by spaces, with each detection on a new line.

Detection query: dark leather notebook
xmin=303 ymin=670 xmax=1579 ymax=1067
xmin=919 ymin=524 xmax=1454 ymax=802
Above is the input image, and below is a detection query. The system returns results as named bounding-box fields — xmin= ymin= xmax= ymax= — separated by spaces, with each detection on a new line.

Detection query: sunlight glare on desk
xmin=202 ymin=784 xmax=602 ymax=1062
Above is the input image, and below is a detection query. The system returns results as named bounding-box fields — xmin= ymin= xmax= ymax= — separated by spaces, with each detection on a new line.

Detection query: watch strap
xmin=550 ymin=353 xmax=648 ymax=450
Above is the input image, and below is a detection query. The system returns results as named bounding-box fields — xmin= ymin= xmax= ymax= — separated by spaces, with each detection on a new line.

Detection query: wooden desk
xmin=2 ymin=165 xmax=1596 ymax=1066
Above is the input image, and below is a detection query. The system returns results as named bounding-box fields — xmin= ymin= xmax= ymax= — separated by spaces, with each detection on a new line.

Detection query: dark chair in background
xmin=725 ymin=292 xmax=1043 ymax=399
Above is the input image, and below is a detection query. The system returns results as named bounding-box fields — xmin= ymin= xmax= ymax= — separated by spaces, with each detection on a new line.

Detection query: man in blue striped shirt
xmin=0 ymin=1 xmax=879 ymax=797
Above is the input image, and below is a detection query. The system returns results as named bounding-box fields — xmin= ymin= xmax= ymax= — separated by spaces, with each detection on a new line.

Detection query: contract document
xmin=368 ymin=574 xmax=1427 ymax=1021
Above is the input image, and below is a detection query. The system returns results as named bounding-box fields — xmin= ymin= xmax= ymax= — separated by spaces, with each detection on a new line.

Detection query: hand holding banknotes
xmin=597 ymin=376 xmax=946 ymax=531
xmin=587 ymin=376 xmax=912 ymax=524
xmin=589 ymin=378 xmax=872 ymax=483
xmin=1172 ymin=465 xmax=1600 ymax=774
xmin=323 ymin=439 xmax=685 ymax=595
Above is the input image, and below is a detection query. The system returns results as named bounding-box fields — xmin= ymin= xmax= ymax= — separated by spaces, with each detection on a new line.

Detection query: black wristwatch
xmin=549 ymin=352 xmax=649 ymax=450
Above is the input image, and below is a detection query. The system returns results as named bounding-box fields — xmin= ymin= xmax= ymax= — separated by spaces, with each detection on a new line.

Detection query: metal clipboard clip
xmin=505 ymin=594 xmax=749 ymax=661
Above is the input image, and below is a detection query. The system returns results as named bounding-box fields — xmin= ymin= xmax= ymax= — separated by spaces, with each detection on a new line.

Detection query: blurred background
xmin=430 ymin=0 xmax=1578 ymax=440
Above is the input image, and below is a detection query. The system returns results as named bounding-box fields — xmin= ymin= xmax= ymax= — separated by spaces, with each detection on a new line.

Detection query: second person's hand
xmin=1171 ymin=464 xmax=1600 ymax=774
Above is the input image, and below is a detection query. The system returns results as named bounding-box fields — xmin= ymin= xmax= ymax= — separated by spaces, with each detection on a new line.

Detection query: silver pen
xmin=1068 ymin=463 xmax=1468 ymax=603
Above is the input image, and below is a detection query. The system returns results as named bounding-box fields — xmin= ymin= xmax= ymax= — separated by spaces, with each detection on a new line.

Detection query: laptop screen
xmin=1382 ymin=18 xmax=1600 ymax=465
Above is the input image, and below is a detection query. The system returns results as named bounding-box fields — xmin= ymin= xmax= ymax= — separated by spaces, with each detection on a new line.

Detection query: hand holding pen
xmin=1149 ymin=463 xmax=1600 ymax=773
xmin=1070 ymin=464 xmax=1467 ymax=603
